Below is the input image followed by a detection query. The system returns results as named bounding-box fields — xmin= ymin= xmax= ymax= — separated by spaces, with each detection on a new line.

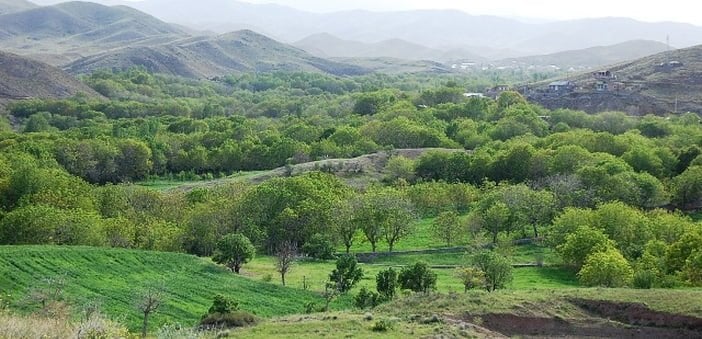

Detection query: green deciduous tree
xmin=212 ymin=234 xmax=255 ymax=274
xmin=578 ymin=248 xmax=634 ymax=287
xmin=432 ymin=210 xmax=463 ymax=246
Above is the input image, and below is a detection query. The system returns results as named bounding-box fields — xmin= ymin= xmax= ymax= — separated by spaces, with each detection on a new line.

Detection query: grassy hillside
xmin=0 ymin=246 xmax=327 ymax=331
xmin=0 ymin=50 xmax=100 ymax=100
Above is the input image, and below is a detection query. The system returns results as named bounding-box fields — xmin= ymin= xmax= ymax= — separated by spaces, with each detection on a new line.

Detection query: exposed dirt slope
xmin=0 ymin=50 xmax=99 ymax=100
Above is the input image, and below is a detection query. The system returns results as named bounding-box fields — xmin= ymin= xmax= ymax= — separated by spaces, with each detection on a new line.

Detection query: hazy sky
xmin=244 ymin=0 xmax=702 ymax=25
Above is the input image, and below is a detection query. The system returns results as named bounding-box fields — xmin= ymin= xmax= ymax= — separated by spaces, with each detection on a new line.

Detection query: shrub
xmin=456 ymin=267 xmax=486 ymax=292
xmin=354 ymin=287 xmax=381 ymax=309
xmin=199 ymin=312 xmax=257 ymax=329
xmin=376 ymin=268 xmax=398 ymax=300
xmin=371 ymin=319 xmax=394 ymax=332
xmin=208 ymin=294 xmax=238 ymax=315
xmin=632 ymin=270 xmax=657 ymax=289
xmin=578 ymin=248 xmax=634 ymax=287
xmin=398 ymin=262 xmax=437 ymax=293
xmin=302 ymin=234 xmax=335 ymax=260
xmin=472 ymin=251 xmax=512 ymax=292
xmin=329 ymin=255 xmax=363 ymax=293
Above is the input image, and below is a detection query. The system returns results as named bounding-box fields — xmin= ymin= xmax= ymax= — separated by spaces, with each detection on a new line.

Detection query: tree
xmin=556 ymin=226 xmax=614 ymax=269
xmin=376 ymin=268 xmax=398 ymax=300
xmin=329 ymin=255 xmax=364 ymax=293
xmin=398 ymin=262 xmax=437 ymax=293
xmin=480 ymin=201 xmax=511 ymax=244
xmin=301 ymin=234 xmax=335 ymax=260
xmin=136 ymin=284 xmax=164 ymax=338
xmin=671 ymin=166 xmax=702 ymax=208
xmin=333 ymin=197 xmax=361 ymax=253
xmin=472 ymin=251 xmax=513 ymax=292
xmin=275 ymin=241 xmax=297 ymax=286
xmin=456 ymin=267 xmax=486 ymax=292
xmin=578 ymin=248 xmax=634 ymax=287
xmin=212 ymin=234 xmax=255 ymax=274
xmin=356 ymin=188 xmax=416 ymax=252
xmin=432 ymin=210 xmax=463 ymax=246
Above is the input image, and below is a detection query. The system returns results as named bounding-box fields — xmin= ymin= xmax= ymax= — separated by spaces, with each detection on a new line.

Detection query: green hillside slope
xmin=0 ymin=246 xmax=324 ymax=331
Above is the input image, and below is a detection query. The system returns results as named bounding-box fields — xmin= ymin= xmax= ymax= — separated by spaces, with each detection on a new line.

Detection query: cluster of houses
xmin=480 ymin=69 xmax=621 ymax=98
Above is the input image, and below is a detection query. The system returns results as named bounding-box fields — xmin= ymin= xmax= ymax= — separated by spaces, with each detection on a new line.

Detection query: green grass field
xmin=0 ymin=246 xmax=328 ymax=331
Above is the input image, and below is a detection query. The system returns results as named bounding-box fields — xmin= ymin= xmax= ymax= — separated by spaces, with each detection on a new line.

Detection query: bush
xmin=302 ymin=234 xmax=335 ymax=260
xmin=456 ymin=267 xmax=486 ymax=292
xmin=376 ymin=268 xmax=398 ymax=300
xmin=329 ymin=255 xmax=363 ymax=293
xmin=398 ymin=262 xmax=437 ymax=293
xmin=371 ymin=319 xmax=394 ymax=332
xmin=208 ymin=294 xmax=238 ymax=314
xmin=199 ymin=312 xmax=257 ymax=329
xmin=578 ymin=248 xmax=634 ymax=287
xmin=354 ymin=287 xmax=381 ymax=309
xmin=633 ymin=270 xmax=657 ymax=289
xmin=472 ymin=251 xmax=512 ymax=292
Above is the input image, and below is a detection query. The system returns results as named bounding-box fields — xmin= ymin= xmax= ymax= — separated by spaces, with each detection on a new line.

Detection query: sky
xmin=243 ymin=0 xmax=702 ymax=25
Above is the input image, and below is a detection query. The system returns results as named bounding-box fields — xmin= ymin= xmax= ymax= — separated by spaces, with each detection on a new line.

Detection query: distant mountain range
xmin=294 ymin=33 xmax=486 ymax=62
xmin=0 ymin=0 xmax=35 ymax=14
xmin=32 ymin=0 xmax=702 ymax=60
xmin=0 ymin=1 xmax=368 ymax=78
xmin=494 ymin=40 xmax=671 ymax=70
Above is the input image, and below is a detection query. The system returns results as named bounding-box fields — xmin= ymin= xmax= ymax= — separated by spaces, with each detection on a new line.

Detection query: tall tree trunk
xmin=141 ymin=313 xmax=149 ymax=338
xmin=281 ymin=273 xmax=286 ymax=286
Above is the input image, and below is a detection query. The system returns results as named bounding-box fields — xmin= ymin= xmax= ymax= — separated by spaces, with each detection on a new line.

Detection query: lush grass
xmin=362 ymin=244 xmax=561 ymax=266
xmin=341 ymin=217 xmax=470 ymax=253
xmin=246 ymin=253 xmax=577 ymax=295
xmin=0 ymin=246 xmax=327 ymax=332
xmin=233 ymin=312 xmax=467 ymax=338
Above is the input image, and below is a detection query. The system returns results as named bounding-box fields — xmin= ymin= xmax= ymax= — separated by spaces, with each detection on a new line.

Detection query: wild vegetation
xmin=1 ymin=68 xmax=702 ymax=336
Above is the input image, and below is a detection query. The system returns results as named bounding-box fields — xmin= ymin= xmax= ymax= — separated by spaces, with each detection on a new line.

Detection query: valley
xmin=1 ymin=0 xmax=702 ymax=338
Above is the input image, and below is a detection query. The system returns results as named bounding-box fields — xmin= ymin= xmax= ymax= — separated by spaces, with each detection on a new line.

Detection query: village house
xmin=548 ymin=81 xmax=575 ymax=93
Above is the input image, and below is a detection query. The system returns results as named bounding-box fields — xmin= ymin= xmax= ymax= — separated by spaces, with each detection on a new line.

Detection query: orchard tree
xmin=212 ymin=233 xmax=255 ymax=274
xmin=275 ymin=241 xmax=297 ymax=286
xmin=432 ymin=210 xmax=463 ymax=246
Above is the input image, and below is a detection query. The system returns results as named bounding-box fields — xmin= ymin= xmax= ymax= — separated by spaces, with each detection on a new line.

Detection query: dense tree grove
xmin=1 ymin=69 xmax=702 ymax=288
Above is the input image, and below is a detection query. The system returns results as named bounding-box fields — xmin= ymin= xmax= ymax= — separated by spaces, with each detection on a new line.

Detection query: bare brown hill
xmin=524 ymin=44 xmax=702 ymax=115
xmin=65 ymin=30 xmax=369 ymax=78
xmin=0 ymin=1 xmax=188 ymax=65
xmin=0 ymin=50 xmax=99 ymax=101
